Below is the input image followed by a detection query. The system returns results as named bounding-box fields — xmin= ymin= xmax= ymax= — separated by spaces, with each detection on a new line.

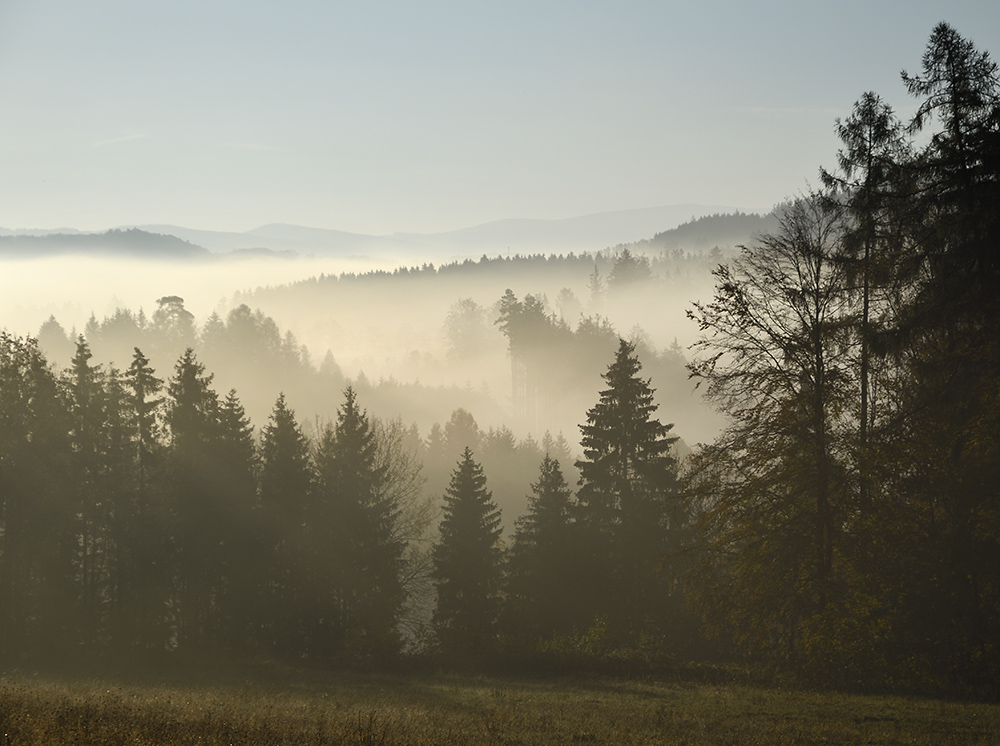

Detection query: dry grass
xmin=0 ymin=667 xmax=997 ymax=745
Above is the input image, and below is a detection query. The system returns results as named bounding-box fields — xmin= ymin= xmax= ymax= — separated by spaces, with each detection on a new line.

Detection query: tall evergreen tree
xmin=311 ymin=386 xmax=403 ymax=660
xmin=164 ymin=348 xmax=223 ymax=652
xmin=126 ymin=347 xmax=163 ymax=500
xmin=258 ymin=393 xmax=313 ymax=657
xmin=122 ymin=347 xmax=166 ymax=652
xmin=211 ymin=390 xmax=258 ymax=653
xmin=888 ymin=23 xmax=1000 ymax=684
xmin=0 ymin=334 xmax=75 ymax=663
xmin=433 ymin=448 xmax=502 ymax=656
xmin=821 ymin=91 xmax=911 ymax=510
xmin=66 ymin=336 xmax=110 ymax=645
xmin=99 ymin=364 xmax=137 ymax=649
xmin=505 ymin=454 xmax=580 ymax=639
xmin=575 ymin=338 xmax=681 ymax=642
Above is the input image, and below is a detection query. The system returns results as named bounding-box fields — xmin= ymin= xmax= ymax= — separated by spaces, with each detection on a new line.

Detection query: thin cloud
xmin=740 ymin=105 xmax=842 ymax=119
xmin=222 ymin=141 xmax=282 ymax=152
xmin=93 ymin=133 xmax=151 ymax=147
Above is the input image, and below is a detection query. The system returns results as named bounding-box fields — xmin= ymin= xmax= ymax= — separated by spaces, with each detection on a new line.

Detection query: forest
xmin=0 ymin=22 xmax=998 ymax=698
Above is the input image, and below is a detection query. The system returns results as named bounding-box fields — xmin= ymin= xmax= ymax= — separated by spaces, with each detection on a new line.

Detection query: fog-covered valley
xmin=1 ymin=210 xmax=766 ymax=448
xmin=0 ymin=211 xmax=765 ymax=540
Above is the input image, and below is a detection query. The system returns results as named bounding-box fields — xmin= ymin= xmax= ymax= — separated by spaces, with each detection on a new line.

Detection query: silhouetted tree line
xmin=684 ymin=23 xmax=1000 ymax=691
xmin=38 ymin=299 xmax=347 ymax=432
xmin=238 ymin=243 xmax=733 ymax=316
xmin=0 ymin=336 xmax=429 ymax=664
xmin=0 ymin=329 xmax=689 ymax=667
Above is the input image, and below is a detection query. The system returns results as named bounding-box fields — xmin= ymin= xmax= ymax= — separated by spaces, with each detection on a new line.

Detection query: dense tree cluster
xmin=433 ymin=339 xmax=684 ymax=657
xmin=0 ymin=339 xmax=430 ymax=664
xmin=685 ymin=23 xmax=1000 ymax=689
xmin=0 ymin=330 xmax=682 ymax=666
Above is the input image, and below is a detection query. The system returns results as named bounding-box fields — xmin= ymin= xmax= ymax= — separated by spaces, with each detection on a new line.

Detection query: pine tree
xmin=890 ymin=23 xmax=1000 ymax=683
xmin=123 ymin=347 xmax=165 ymax=652
xmin=505 ymin=455 xmax=580 ymax=638
xmin=575 ymin=338 xmax=680 ymax=642
xmin=212 ymin=390 xmax=258 ymax=653
xmin=99 ymin=364 xmax=136 ymax=649
xmin=0 ymin=333 xmax=75 ymax=662
xmin=151 ymin=296 xmax=196 ymax=364
xmin=164 ymin=348 xmax=222 ymax=651
xmin=311 ymin=386 xmax=403 ymax=660
xmin=66 ymin=336 xmax=108 ymax=644
xmin=258 ymin=393 xmax=312 ymax=657
xmin=433 ymin=448 xmax=502 ymax=656
xmin=125 ymin=347 xmax=163 ymax=503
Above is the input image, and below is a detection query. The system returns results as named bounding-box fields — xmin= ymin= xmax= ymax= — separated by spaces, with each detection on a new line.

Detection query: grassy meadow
xmin=0 ymin=666 xmax=997 ymax=745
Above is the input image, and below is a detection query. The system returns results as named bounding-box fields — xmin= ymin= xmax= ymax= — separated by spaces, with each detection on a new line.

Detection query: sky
xmin=1 ymin=1 xmax=998 ymax=236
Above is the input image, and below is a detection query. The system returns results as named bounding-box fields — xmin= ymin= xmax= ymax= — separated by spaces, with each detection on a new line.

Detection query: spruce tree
xmin=258 ymin=393 xmax=312 ymax=657
xmin=123 ymin=347 xmax=165 ymax=652
xmin=66 ymin=336 xmax=108 ymax=644
xmin=165 ymin=348 xmax=222 ymax=651
xmin=505 ymin=454 xmax=579 ymax=639
xmin=0 ymin=333 xmax=75 ymax=662
xmin=575 ymin=338 xmax=680 ymax=642
xmin=212 ymin=390 xmax=258 ymax=653
xmin=311 ymin=386 xmax=403 ymax=660
xmin=433 ymin=448 xmax=502 ymax=655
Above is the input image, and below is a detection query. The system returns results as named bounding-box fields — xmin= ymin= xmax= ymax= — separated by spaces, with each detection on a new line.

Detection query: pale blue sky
xmin=1 ymin=1 xmax=997 ymax=234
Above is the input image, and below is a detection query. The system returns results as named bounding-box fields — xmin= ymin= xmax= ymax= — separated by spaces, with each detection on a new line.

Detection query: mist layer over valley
xmin=0 ymin=211 xmax=763 ymax=540
xmin=1 ymin=209 xmax=761 ymax=440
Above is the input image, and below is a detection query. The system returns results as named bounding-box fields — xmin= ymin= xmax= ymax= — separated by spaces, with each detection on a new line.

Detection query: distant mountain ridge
xmin=0 ymin=228 xmax=207 ymax=258
xmin=0 ymin=204 xmax=772 ymax=261
xmin=135 ymin=204 xmax=757 ymax=257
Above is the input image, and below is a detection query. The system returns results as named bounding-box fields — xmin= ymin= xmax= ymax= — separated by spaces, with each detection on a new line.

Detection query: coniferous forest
xmin=1 ymin=23 xmax=999 ymax=698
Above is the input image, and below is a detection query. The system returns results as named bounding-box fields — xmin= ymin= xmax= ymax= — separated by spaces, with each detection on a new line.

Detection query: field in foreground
xmin=0 ymin=668 xmax=997 ymax=745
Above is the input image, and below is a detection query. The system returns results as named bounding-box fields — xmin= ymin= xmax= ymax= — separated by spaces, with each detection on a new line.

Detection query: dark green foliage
xmin=210 ymin=390 xmax=259 ymax=653
xmin=575 ymin=338 xmax=681 ymax=643
xmin=164 ymin=349 xmax=229 ymax=652
xmin=66 ymin=337 xmax=111 ymax=644
xmin=311 ymin=386 xmax=404 ymax=661
xmin=0 ymin=333 xmax=74 ymax=663
xmin=433 ymin=448 xmax=503 ymax=655
xmin=505 ymin=455 xmax=580 ymax=639
xmin=258 ymin=393 xmax=313 ymax=656
xmin=120 ymin=347 xmax=168 ymax=651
